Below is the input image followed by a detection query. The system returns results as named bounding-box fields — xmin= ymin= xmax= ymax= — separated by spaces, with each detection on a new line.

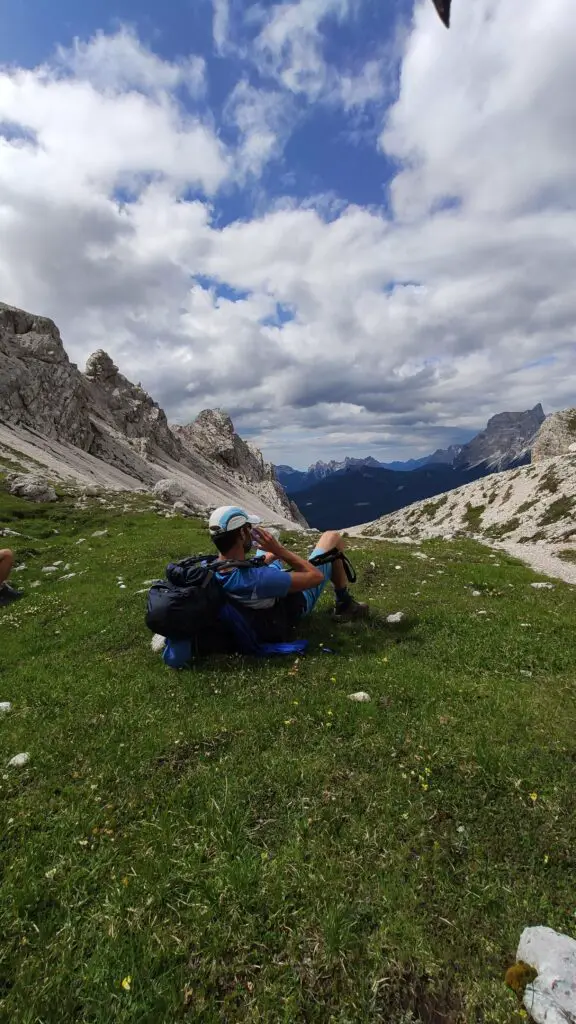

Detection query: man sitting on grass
xmin=208 ymin=506 xmax=368 ymax=640
xmin=0 ymin=549 xmax=24 ymax=608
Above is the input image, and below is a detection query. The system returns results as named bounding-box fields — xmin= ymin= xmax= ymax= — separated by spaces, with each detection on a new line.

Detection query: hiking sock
xmin=335 ymin=587 xmax=351 ymax=607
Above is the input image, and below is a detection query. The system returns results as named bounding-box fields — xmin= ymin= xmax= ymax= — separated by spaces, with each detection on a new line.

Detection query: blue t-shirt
xmin=216 ymin=562 xmax=291 ymax=609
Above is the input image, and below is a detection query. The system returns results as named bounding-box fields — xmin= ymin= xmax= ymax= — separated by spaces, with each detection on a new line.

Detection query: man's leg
xmin=0 ymin=549 xmax=23 ymax=606
xmin=304 ymin=531 xmax=369 ymax=619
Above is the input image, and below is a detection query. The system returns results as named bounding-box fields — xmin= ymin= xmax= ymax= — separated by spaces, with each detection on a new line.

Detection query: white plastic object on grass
xmin=8 ymin=752 xmax=30 ymax=768
xmin=516 ymin=926 xmax=576 ymax=1024
xmin=150 ymin=634 xmax=166 ymax=654
xmin=348 ymin=691 xmax=371 ymax=702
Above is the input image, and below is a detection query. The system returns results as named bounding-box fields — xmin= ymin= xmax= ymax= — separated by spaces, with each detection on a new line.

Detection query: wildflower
xmin=529 ymin=792 xmax=538 ymax=802
xmin=121 ymin=976 xmax=132 ymax=992
xmin=330 ymin=676 xmax=336 ymax=683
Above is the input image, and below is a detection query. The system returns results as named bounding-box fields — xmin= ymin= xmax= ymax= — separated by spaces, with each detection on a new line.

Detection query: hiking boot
xmin=333 ymin=596 xmax=370 ymax=620
xmin=0 ymin=584 xmax=24 ymax=608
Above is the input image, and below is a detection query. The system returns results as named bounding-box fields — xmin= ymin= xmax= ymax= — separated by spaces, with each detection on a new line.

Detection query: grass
xmin=419 ymin=495 xmax=448 ymax=520
xmin=557 ymin=549 xmax=576 ymax=564
xmin=539 ymin=470 xmax=560 ymax=495
xmin=1 ymin=489 xmax=576 ymax=1023
xmin=538 ymin=495 xmax=575 ymax=527
xmin=462 ymin=502 xmax=485 ymax=531
xmin=516 ymin=500 xmax=538 ymax=516
xmin=483 ymin=518 xmax=521 ymax=540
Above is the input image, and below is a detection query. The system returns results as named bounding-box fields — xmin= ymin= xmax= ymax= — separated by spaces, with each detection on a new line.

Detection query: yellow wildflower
xmin=121 ymin=976 xmax=132 ymax=992
xmin=529 ymin=792 xmax=538 ymax=802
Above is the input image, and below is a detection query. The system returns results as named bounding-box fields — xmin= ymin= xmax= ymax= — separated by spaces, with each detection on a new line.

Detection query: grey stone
xmin=7 ymin=752 xmax=30 ymax=768
xmin=8 ymin=473 xmax=57 ymax=503
xmin=532 ymin=408 xmax=576 ymax=462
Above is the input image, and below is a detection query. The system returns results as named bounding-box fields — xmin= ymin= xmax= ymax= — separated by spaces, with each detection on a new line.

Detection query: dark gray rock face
xmin=455 ymin=405 xmax=546 ymax=470
xmin=0 ymin=301 xmax=305 ymax=526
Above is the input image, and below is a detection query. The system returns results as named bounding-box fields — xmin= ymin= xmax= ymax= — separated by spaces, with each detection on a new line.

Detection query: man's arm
xmin=252 ymin=529 xmax=323 ymax=593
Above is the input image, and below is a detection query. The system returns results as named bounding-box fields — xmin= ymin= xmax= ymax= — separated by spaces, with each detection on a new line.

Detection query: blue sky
xmin=0 ymin=0 xmax=574 ymax=467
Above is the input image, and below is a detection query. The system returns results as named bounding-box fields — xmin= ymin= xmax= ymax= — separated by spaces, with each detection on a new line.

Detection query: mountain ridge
xmin=0 ymin=301 xmax=306 ymax=528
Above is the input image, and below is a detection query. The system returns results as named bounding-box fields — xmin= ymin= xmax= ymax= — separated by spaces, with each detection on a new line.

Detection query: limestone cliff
xmin=0 ymin=301 xmax=306 ymax=528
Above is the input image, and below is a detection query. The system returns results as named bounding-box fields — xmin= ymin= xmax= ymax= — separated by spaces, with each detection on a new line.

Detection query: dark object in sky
xmin=431 ymin=0 xmax=451 ymax=27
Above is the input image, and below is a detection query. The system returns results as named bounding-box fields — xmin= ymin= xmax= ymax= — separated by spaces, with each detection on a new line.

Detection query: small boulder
xmin=531 ymin=582 xmax=555 ymax=590
xmin=173 ymin=501 xmax=194 ymax=517
xmin=153 ymin=479 xmax=187 ymax=505
xmin=8 ymin=474 xmax=57 ymax=503
xmin=7 ymin=752 xmax=30 ymax=768
xmin=348 ymin=691 xmax=371 ymax=703
xmin=386 ymin=612 xmax=405 ymax=624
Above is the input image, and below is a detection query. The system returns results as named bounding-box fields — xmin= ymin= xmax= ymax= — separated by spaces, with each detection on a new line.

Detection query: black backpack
xmin=145 ymin=554 xmax=266 ymax=643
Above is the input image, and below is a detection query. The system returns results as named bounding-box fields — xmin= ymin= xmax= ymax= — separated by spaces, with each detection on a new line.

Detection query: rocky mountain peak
xmin=0 ymin=301 xmax=67 ymax=365
xmin=455 ymin=404 xmax=546 ymax=470
xmin=0 ymin=300 xmax=305 ymax=528
xmin=85 ymin=350 xmax=120 ymax=381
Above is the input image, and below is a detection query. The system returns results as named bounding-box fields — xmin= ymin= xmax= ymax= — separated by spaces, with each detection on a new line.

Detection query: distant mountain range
xmin=275 ymin=405 xmax=546 ymax=530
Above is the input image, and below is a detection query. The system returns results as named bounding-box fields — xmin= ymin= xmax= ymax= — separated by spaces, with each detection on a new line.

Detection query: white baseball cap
xmin=208 ymin=505 xmax=262 ymax=536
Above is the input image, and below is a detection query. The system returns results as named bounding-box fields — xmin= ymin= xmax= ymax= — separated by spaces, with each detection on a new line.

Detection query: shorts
xmin=301 ymin=546 xmax=333 ymax=615
xmin=253 ymin=546 xmax=333 ymax=620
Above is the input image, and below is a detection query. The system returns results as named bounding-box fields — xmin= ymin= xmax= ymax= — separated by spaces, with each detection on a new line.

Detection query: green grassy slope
xmin=1 ymin=488 xmax=575 ymax=1023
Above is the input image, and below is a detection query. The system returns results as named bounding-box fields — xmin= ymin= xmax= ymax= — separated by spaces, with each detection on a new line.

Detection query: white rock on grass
xmin=42 ymin=566 xmax=58 ymax=573
xmin=0 ymin=702 xmax=12 ymax=714
xmin=150 ymin=634 xmax=166 ymax=653
xmin=472 ymin=590 xmax=481 ymax=597
xmin=531 ymin=582 xmax=555 ymax=590
xmin=348 ymin=691 xmax=371 ymax=703
xmin=7 ymin=752 xmax=30 ymax=768
xmin=8 ymin=473 xmax=57 ymax=503
xmin=30 ymin=581 xmax=41 ymax=588
xmin=92 ymin=530 xmax=108 ymax=538
xmin=12 ymin=564 xmax=26 ymax=573
xmin=386 ymin=612 xmax=405 ymax=624
xmin=76 ymin=538 xmax=87 ymax=545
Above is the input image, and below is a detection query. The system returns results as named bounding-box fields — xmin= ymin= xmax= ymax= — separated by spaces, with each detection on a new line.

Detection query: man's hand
xmin=252 ymin=527 xmax=285 ymax=559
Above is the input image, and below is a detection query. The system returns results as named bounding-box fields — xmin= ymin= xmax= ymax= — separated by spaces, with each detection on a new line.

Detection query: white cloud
xmin=224 ymin=79 xmax=294 ymax=177
xmin=0 ymin=35 xmax=228 ymax=203
xmin=1 ymin=3 xmax=575 ymax=468
xmin=212 ymin=0 xmax=230 ymax=55
xmin=254 ymin=0 xmax=351 ymax=99
xmin=58 ymin=26 xmax=206 ymax=97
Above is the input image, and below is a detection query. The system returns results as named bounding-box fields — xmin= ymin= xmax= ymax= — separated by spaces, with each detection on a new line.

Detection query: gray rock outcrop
xmin=532 ymin=408 xmax=576 ymax=462
xmin=174 ymin=410 xmax=308 ymax=527
xmin=0 ymin=301 xmax=306 ymax=529
xmin=8 ymin=473 xmax=57 ymax=503
xmin=455 ymin=404 xmax=546 ymax=471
